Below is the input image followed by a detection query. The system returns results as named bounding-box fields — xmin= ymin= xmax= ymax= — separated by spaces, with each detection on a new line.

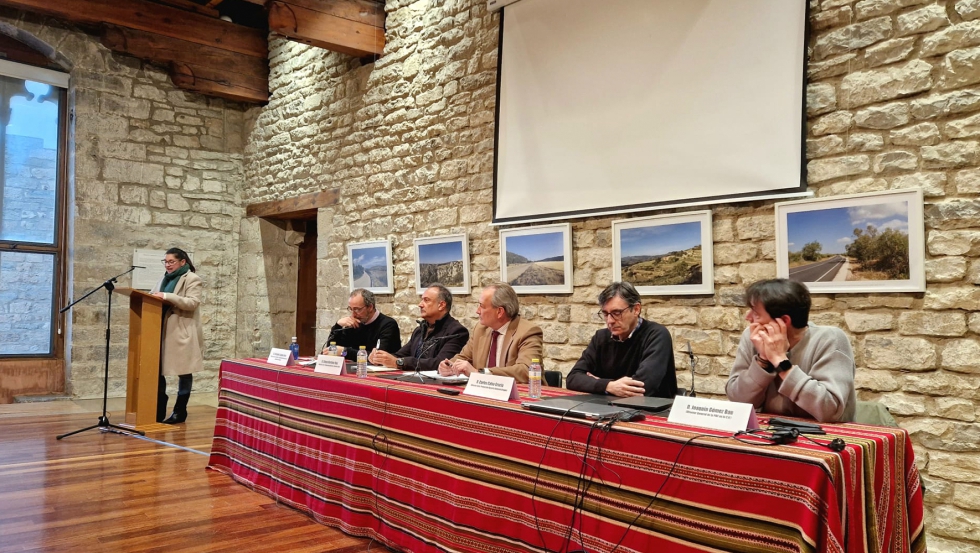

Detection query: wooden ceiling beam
xmin=170 ymin=64 xmax=269 ymax=104
xmin=246 ymin=189 xmax=340 ymax=219
xmin=150 ymin=0 xmax=220 ymax=18
xmin=269 ymin=0 xmax=384 ymax=58
xmin=0 ymin=0 xmax=267 ymax=58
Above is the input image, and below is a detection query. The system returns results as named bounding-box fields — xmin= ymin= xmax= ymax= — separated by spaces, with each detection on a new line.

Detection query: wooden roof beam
xmin=269 ymin=0 xmax=385 ymax=58
xmin=246 ymin=189 xmax=341 ymax=219
xmin=0 ymin=0 xmax=267 ymax=58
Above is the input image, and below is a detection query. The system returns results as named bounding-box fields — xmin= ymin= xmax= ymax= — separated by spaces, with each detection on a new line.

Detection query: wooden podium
xmin=114 ymin=288 xmax=171 ymax=432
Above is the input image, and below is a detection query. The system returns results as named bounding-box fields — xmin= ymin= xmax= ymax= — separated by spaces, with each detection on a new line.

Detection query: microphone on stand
xmin=678 ymin=341 xmax=697 ymax=397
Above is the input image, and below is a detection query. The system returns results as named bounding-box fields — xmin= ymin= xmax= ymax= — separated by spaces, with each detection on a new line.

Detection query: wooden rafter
xmin=149 ymin=0 xmax=221 ymax=18
xmin=269 ymin=0 xmax=384 ymax=58
xmin=0 ymin=0 xmax=267 ymax=58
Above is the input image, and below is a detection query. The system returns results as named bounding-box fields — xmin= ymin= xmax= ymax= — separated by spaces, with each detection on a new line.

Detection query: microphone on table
xmin=677 ymin=341 xmax=696 ymax=397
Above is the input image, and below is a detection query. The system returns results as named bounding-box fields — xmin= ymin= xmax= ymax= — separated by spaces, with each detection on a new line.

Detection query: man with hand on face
xmin=323 ymin=288 xmax=401 ymax=362
xmin=369 ymin=283 xmax=468 ymax=372
xmin=726 ymin=278 xmax=856 ymax=423
xmin=566 ymin=281 xmax=677 ymax=398
xmin=438 ymin=282 xmax=543 ymax=383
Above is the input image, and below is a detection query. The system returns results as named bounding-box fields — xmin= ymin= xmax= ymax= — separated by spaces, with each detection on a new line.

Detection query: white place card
xmin=668 ymin=395 xmax=758 ymax=433
xmin=314 ymin=355 xmax=345 ymax=375
xmin=267 ymin=348 xmax=296 ymax=367
xmin=463 ymin=372 xmax=519 ymax=402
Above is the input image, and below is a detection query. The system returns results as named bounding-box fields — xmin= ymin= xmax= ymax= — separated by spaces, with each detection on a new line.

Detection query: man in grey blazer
xmin=438 ymin=282 xmax=543 ymax=384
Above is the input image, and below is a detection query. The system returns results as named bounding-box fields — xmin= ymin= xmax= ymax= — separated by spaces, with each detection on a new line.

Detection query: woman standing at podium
xmin=151 ymin=247 xmax=205 ymax=424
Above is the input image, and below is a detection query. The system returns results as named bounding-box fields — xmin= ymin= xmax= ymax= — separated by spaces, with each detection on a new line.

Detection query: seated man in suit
xmin=438 ymin=282 xmax=543 ymax=383
xmin=726 ymin=278 xmax=856 ymax=423
xmin=323 ymin=288 xmax=401 ymax=362
xmin=566 ymin=281 xmax=677 ymax=398
xmin=369 ymin=283 xmax=468 ymax=372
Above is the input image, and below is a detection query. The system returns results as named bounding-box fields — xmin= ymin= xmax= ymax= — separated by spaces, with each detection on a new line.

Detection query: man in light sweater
xmin=726 ymin=279 xmax=856 ymax=423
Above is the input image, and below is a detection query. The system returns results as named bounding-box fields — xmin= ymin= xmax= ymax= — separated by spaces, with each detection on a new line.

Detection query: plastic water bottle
xmin=289 ymin=337 xmax=300 ymax=360
xmin=356 ymin=346 xmax=368 ymax=378
xmin=328 ymin=342 xmax=338 ymax=356
xmin=528 ymin=358 xmax=542 ymax=399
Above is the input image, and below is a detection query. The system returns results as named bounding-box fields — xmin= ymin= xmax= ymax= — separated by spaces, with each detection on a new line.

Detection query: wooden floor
xmin=0 ymin=402 xmax=383 ymax=553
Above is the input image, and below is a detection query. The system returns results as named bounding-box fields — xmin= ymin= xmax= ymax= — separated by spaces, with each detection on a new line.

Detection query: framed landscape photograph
xmin=775 ymin=188 xmax=925 ymax=293
xmin=347 ymin=239 xmax=394 ymax=294
xmin=612 ymin=211 xmax=714 ymax=295
xmin=414 ymin=234 xmax=470 ymax=294
xmin=499 ymin=223 xmax=573 ymax=294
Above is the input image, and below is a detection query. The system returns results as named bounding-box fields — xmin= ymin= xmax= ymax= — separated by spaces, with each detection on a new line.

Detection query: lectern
xmin=114 ymin=288 xmax=171 ymax=431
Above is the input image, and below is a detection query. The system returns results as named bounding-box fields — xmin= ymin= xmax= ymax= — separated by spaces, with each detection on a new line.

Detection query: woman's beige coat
xmin=152 ymin=271 xmax=205 ymax=376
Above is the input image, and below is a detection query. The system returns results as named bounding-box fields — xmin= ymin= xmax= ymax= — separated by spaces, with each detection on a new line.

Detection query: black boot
xmin=156 ymin=374 xmax=169 ymax=423
xmin=163 ymin=374 xmax=192 ymax=424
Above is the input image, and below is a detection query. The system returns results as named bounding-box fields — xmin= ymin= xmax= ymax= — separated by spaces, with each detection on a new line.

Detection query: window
xmin=0 ymin=65 xmax=67 ymax=356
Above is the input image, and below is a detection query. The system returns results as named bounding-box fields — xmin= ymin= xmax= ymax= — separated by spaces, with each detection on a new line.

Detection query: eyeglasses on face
xmin=162 ymin=259 xmax=180 ymax=266
xmin=596 ymin=305 xmax=636 ymax=320
xmin=347 ymin=305 xmax=368 ymax=313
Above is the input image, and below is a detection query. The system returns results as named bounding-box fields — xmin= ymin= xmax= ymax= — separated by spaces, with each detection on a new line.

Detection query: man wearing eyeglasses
xmin=566 ymin=281 xmax=677 ymax=398
xmin=324 ymin=288 xmax=401 ymax=362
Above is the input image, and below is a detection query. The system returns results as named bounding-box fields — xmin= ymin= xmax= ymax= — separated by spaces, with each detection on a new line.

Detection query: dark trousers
xmin=157 ymin=373 xmax=193 ymax=422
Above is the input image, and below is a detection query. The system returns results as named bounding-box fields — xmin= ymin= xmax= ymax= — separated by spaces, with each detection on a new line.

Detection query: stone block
xmin=865 ymin=37 xmax=916 ymax=68
xmin=927 ymin=505 xmax=980 ymax=542
xmin=924 ymin=285 xmax=980 ymax=310
xmin=735 ymin=216 xmax=773 ymax=240
xmin=926 ymin=257 xmax=968 ymax=282
xmin=960 ymin=0 xmax=980 ymax=21
xmin=644 ymin=306 xmax=698 ymax=326
xmin=873 ymin=150 xmax=917 ymax=173
xmin=896 ymin=4 xmax=948 ymax=37
xmin=941 ymin=339 xmax=980 ymax=373
xmin=854 ymin=0 xmax=930 ymax=20
xmin=713 ymin=242 xmax=757 ymax=265
xmin=898 ymin=311 xmax=967 ymax=337
xmin=854 ymin=369 xmax=900 ymax=392
xmin=890 ymin=123 xmax=940 ymax=146
xmin=807 ymin=155 xmax=871 ymax=183
xmin=672 ymin=328 xmax=725 ymax=355
xmin=855 ymin=103 xmax=910 ymax=129
xmin=814 ymin=16 xmax=891 ymax=60
xmin=808 ymin=135 xmax=846 ymax=158
xmin=904 ymin=370 xmax=979 ymax=397
xmin=845 ymin=133 xmax=884 ymax=152
xmin=928 ymin=230 xmax=980 ymax=255
xmin=863 ymin=335 xmax=936 ymax=369
xmin=697 ymin=307 xmax=743 ymax=331
xmin=737 ymin=263 xmax=776 ymax=284
xmin=937 ymin=397 xmax=977 ymax=422
xmin=922 ymin=142 xmax=980 ymax=169
xmin=811 ymin=111 xmax=854 ymax=136
xmin=880 ymin=392 xmax=927 ymax=415
xmin=806 ymin=82 xmax=836 ymax=116
xmin=839 ymin=59 xmax=933 ymax=109
xmin=118 ymin=184 xmax=147 ymax=205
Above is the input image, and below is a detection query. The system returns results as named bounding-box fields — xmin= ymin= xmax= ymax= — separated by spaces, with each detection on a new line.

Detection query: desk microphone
xmin=678 ymin=341 xmax=697 ymax=397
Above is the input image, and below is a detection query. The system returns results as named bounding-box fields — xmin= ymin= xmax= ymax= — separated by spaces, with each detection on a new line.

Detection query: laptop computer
xmin=523 ymin=394 xmax=637 ymax=420
xmin=609 ymin=396 xmax=674 ymax=413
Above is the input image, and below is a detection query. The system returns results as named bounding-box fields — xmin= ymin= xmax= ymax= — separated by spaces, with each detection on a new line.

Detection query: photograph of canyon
xmin=417 ymin=239 xmax=466 ymax=288
xmin=350 ymin=245 xmax=389 ymax=288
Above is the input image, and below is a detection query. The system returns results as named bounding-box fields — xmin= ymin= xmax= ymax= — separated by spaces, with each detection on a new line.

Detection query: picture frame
xmin=612 ymin=210 xmax=714 ymax=295
xmin=775 ymin=188 xmax=925 ymax=294
xmin=414 ymin=234 xmax=470 ymax=294
xmin=499 ymin=223 xmax=573 ymax=294
xmin=347 ymin=239 xmax=394 ymax=294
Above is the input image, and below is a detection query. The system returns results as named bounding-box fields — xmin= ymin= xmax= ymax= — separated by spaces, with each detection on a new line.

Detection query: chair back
xmin=543 ymin=370 xmax=563 ymax=388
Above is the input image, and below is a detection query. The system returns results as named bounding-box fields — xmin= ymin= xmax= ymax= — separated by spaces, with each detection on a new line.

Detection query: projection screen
xmin=493 ymin=0 xmax=809 ymax=224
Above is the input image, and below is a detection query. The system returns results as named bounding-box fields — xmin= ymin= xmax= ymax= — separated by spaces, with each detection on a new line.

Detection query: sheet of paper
xmin=367 ymin=365 xmax=399 ymax=372
xmin=420 ymin=370 xmax=469 ymax=383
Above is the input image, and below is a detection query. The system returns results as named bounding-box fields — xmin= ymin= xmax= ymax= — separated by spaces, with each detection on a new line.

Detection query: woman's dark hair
xmin=744 ymin=279 xmax=810 ymax=328
xmin=166 ymin=247 xmax=196 ymax=272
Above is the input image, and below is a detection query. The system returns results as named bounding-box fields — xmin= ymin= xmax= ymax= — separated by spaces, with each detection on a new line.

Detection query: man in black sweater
xmin=324 ymin=288 xmax=401 ymax=362
xmin=566 ymin=282 xmax=677 ymax=398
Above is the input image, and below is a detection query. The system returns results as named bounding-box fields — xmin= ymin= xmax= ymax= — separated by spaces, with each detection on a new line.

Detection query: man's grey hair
xmin=486 ymin=282 xmax=520 ymax=319
xmin=598 ymin=281 xmax=641 ymax=307
xmin=350 ymin=288 xmax=376 ymax=309
xmin=428 ymin=283 xmax=453 ymax=311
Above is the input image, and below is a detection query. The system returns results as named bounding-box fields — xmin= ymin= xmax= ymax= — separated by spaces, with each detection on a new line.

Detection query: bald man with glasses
xmin=566 ymin=281 xmax=677 ymax=398
xmin=324 ymin=288 xmax=401 ymax=362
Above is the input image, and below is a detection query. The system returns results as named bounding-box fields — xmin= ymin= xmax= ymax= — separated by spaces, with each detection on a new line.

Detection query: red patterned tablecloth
xmin=207 ymin=358 xmax=925 ymax=553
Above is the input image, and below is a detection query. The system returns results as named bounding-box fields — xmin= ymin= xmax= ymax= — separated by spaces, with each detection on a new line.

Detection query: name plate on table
xmin=668 ymin=395 xmax=758 ymax=433
xmin=314 ymin=355 xmax=345 ymax=375
xmin=463 ymin=372 xmax=519 ymax=402
xmin=266 ymin=348 xmax=296 ymax=366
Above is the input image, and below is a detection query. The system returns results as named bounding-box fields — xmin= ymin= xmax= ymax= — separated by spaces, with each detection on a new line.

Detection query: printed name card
xmin=463 ymin=372 xmax=519 ymax=402
xmin=668 ymin=395 xmax=758 ymax=433
xmin=314 ymin=355 xmax=345 ymax=375
xmin=266 ymin=348 xmax=296 ymax=367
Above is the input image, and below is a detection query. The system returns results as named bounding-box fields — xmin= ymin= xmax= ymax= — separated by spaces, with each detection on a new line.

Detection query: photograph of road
xmin=418 ymin=240 xmax=465 ymax=288
xmin=350 ymin=245 xmax=389 ymax=288
xmin=504 ymin=231 xmax=566 ymax=286
xmin=618 ymin=221 xmax=702 ymax=286
xmin=786 ymin=200 xmax=910 ymax=283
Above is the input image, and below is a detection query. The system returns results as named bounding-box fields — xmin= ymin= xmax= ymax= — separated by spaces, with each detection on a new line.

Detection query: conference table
xmin=207 ymin=359 xmax=925 ymax=553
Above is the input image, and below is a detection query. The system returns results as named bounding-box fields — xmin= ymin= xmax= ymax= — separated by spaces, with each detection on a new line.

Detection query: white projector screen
xmin=494 ymin=0 xmax=809 ymax=224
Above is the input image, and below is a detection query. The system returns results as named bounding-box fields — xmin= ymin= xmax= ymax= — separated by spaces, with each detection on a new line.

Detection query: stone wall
xmin=0 ymin=10 xmax=247 ymax=399
xmin=238 ymin=0 xmax=980 ymax=550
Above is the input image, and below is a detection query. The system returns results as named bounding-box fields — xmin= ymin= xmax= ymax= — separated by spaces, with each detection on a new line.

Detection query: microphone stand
xmin=397 ymin=325 xmax=439 ymax=383
xmin=57 ymin=266 xmax=146 ymax=439
xmin=681 ymin=342 xmax=697 ymax=398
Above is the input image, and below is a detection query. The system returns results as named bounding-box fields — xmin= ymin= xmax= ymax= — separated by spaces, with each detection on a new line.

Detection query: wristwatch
xmin=755 ymin=354 xmax=775 ymax=373
xmin=396 ymin=358 xmax=404 ymax=367
xmin=776 ymin=359 xmax=792 ymax=374
xmin=481 ymin=368 xmax=492 ymax=375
